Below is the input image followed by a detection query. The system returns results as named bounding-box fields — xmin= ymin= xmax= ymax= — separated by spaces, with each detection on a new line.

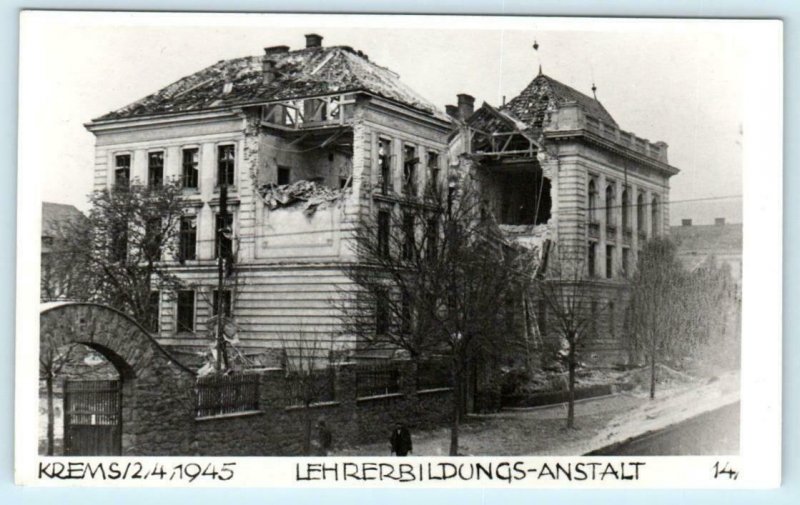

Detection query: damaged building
xmin=448 ymin=68 xmax=680 ymax=365
xmin=85 ymin=34 xmax=451 ymax=365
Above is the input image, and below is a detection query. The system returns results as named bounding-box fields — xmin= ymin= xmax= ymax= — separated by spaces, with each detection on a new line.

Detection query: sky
xmin=22 ymin=12 xmax=749 ymax=225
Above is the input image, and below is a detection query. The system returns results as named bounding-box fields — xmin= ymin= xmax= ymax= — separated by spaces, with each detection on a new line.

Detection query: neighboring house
xmin=84 ymin=34 xmax=452 ymax=364
xmin=41 ymin=202 xmax=88 ymax=301
xmin=449 ymin=69 xmax=680 ymax=365
xmin=671 ymin=218 xmax=742 ymax=285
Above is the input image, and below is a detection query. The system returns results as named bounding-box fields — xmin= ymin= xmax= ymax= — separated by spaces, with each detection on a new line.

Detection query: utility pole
xmin=215 ymin=183 xmax=228 ymax=372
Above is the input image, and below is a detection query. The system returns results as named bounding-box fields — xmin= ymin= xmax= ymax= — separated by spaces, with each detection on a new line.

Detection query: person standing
xmin=389 ymin=422 xmax=412 ymax=456
xmin=317 ymin=419 xmax=332 ymax=456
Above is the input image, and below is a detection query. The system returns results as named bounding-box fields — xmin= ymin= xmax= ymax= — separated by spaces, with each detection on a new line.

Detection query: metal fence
xmin=355 ymin=366 xmax=400 ymax=398
xmin=285 ymin=369 xmax=336 ymax=406
xmin=195 ymin=373 xmax=260 ymax=418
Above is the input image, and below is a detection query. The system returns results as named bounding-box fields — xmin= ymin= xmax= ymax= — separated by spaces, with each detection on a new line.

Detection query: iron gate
xmin=63 ymin=379 xmax=122 ymax=456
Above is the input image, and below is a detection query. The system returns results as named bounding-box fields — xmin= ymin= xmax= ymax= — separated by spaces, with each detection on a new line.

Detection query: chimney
xmin=264 ymin=45 xmax=290 ymax=56
xmin=305 ymin=33 xmax=323 ymax=48
xmin=681 ymin=219 xmax=692 ymax=227
xmin=457 ymin=94 xmax=475 ymax=120
xmin=262 ymin=51 xmax=277 ymax=85
xmin=445 ymin=105 xmax=459 ymax=119
xmin=715 ymin=217 xmax=726 ymax=226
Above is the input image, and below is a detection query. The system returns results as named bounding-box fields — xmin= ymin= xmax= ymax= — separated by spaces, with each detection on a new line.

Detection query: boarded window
xmin=217 ymin=145 xmax=235 ymax=187
xmin=177 ymin=290 xmax=195 ymax=333
xmin=115 ymin=154 xmax=130 ymax=188
xmin=179 ymin=216 xmax=197 ymax=262
xmin=148 ymin=151 xmax=164 ymax=188
xmin=182 ymin=148 xmax=199 ymax=189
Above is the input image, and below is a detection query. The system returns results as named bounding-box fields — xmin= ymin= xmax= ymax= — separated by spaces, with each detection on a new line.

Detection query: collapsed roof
xmin=93 ymin=45 xmax=448 ymax=122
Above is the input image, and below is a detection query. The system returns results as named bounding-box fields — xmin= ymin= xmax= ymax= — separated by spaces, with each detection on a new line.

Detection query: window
xmin=179 ymin=216 xmax=197 ymax=262
xmin=606 ymin=245 xmax=614 ymax=279
xmin=339 ymin=176 xmax=350 ymax=189
xmin=587 ymin=178 xmax=598 ymax=222
xmin=277 ymin=166 xmax=291 ymax=186
xmin=176 ymin=290 xmax=195 ymax=332
xmin=110 ymin=222 xmax=128 ymax=263
xmin=402 ymin=212 xmax=415 ymax=261
xmin=403 ymin=144 xmax=417 ymax=196
xmin=377 ymin=210 xmax=390 ymax=259
xmin=621 ymin=189 xmax=630 ymax=230
xmin=212 ymin=289 xmax=232 ymax=318
xmin=605 ymin=183 xmax=615 ymax=226
xmin=148 ymin=151 xmax=164 ymax=188
xmin=217 ymin=145 xmax=235 ymax=187
xmin=637 ymin=193 xmax=646 ymax=233
xmin=378 ymin=138 xmax=392 ymax=193
xmin=182 ymin=148 xmax=199 ymax=189
xmin=147 ymin=291 xmax=160 ymax=333
xmin=115 ymin=154 xmax=131 ymax=188
xmin=401 ymin=290 xmax=412 ymax=335
xmin=651 ymin=195 xmax=660 ymax=236
xmin=622 ymin=248 xmax=630 ymax=278
xmin=426 ymin=217 xmax=439 ymax=259
xmin=376 ymin=289 xmax=390 ymax=335
xmin=427 ymin=151 xmax=440 ymax=191
xmin=587 ymin=242 xmax=596 ymax=277
xmin=144 ymin=216 xmax=162 ymax=260
xmin=215 ymin=213 xmax=233 ymax=259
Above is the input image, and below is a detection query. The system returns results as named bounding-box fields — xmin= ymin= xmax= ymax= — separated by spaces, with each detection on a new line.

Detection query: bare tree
xmin=39 ymin=344 xmax=78 ymax=455
xmin=55 ymin=179 xmax=186 ymax=330
xmin=340 ymin=174 xmax=535 ymax=455
xmin=628 ymin=237 xmax=689 ymax=399
xmin=535 ymin=249 xmax=609 ymax=428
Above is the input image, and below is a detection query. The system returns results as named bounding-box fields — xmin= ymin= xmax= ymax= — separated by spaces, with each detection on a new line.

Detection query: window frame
xmin=181 ymin=146 xmax=200 ymax=190
xmin=176 ymin=290 xmax=196 ymax=333
xmin=147 ymin=150 xmax=165 ymax=188
xmin=212 ymin=289 xmax=233 ymax=318
xmin=214 ymin=211 xmax=235 ymax=260
xmin=114 ymin=153 xmax=132 ymax=188
xmin=216 ymin=143 xmax=236 ymax=188
xmin=179 ymin=215 xmax=197 ymax=262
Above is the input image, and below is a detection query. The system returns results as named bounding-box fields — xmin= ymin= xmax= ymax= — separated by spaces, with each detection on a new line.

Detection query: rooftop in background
xmin=670 ymin=222 xmax=742 ymax=254
xmin=42 ymin=202 xmax=86 ymax=238
xmin=91 ymin=38 xmax=447 ymax=123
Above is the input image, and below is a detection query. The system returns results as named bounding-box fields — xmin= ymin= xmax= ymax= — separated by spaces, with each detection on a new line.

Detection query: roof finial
xmin=539 ymin=64 xmax=543 ymax=76
xmin=533 ymin=39 xmax=542 ymax=76
xmin=591 ymin=82 xmax=597 ymax=99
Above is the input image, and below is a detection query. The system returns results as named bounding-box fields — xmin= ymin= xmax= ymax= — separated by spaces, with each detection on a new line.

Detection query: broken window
xmin=179 ymin=216 xmax=197 ymax=262
xmin=339 ymin=177 xmax=350 ymax=189
xmin=427 ymin=151 xmax=440 ymax=192
xmin=377 ymin=210 xmax=390 ymax=259
xmin=217 ymin=145 xmax=235 ymax=187
xmin=606 ymin=245 xmax=614 ymax=279
xmin=402 ymin=212 xmax=415 ymax=261
xmin=375 ymin=289 xmax=390 ymax=335
xmin=182 ymin=148 xmax=199 ymax=189
xmin=177 ymin=290 xmax=195 ymax=332
xmin=498 ymin=170 xmax=551 ymax=225
xmin=378 ymin=138 xmax=392 ymax=194
xmin=403 ymin=144 xmax=417 ymax=196
xmin=148 ymin=291 xmax=160 ymax=333
xmin=212 ymin=289 xmax=233 ymax=318
xmin=148 ymin=151 xmax=164 ymax=188
xmin=115 ymin=154 xmax=131 ymax=188
xmin=215 ymin=213 xmax=234 ymax=259
xmin=587 ymin=242 xmax=596 ymax=277
xmin=277 ymin=166 xmax=291 ymax=186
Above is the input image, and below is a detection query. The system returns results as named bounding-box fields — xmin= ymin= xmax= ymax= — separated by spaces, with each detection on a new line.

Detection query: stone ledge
xmin=284 ymin=401 xmax=341 ymax=412
xmin=356 ymin=392 xmax=404 ymax=403
xmin=195 ymin=410 xmax=263 ymax=422
xmin=417 ymin=387 xmax=452 ymax=395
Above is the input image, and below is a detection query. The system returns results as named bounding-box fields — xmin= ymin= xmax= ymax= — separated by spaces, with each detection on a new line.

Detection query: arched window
xmin=637 ymin=193 xmax=645 ymax=233
xmin=651 ymin=195 xmax=660 ymax=236
xmin=621 ymin=189 xmax=630 ymax=230
xmin=605 ymin=183 xmax=615 ymax=226
xmin=587 ymin=179 xmax=598 ymax=222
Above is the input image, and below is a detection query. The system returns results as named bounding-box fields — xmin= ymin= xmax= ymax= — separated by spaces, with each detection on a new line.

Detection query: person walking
xmin=389 ymin=422 xmax=412 ymax=456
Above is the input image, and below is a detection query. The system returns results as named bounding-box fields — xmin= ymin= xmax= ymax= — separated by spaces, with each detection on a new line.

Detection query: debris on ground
xmin=258 ymin=180 xmax=345 ymax=215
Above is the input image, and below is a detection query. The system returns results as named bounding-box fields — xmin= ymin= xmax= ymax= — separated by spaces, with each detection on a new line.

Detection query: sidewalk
xmin=333 ymin=372 xmax=739 ymax=456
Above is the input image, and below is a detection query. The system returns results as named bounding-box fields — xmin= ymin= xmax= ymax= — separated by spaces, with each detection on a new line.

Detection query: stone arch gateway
xmin=40 ymin=302 xmax=197 ymax=455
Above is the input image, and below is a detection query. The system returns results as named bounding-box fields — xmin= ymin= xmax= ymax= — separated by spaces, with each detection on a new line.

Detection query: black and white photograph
xmin=16 ymin=12 xmax=781 ymax=487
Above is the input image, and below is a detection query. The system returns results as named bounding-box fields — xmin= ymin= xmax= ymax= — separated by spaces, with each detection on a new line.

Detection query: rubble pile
xmin=258 ymin=179 xmax=346 ymax=215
